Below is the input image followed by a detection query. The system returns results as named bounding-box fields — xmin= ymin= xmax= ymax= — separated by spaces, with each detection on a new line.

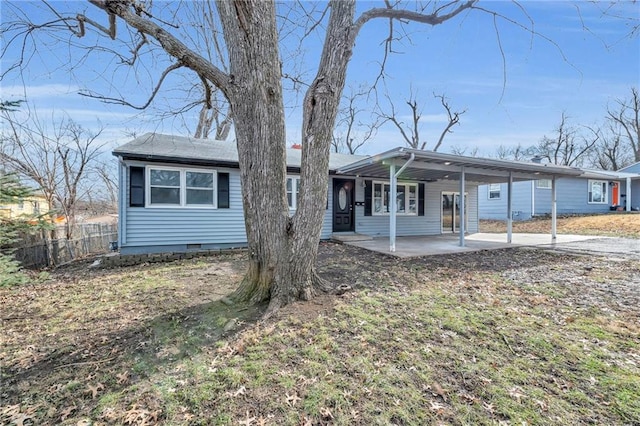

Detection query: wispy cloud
xmin=2 ymin=83 xmax=81 ymax=99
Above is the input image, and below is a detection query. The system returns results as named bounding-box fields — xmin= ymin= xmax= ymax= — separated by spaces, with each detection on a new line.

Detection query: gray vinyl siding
xmin=478 ymin=177 xmax=635 ymax=221
xmin=478 ymin=182 xmax=533 ymax=221
xmin=119 ymin=163 xmax=483 ymax=254
xmin=120 ymin=162 xmax=247 ymax=254
xmin=354 ymin=179 xmax=478 ymax=236
xmin=319 ymin=177 xmax=334 ymax=239
xmin=621 ymin=163 xmax=640 ymax=210
xmin=514 ymin=182 xmax=533 ymax=219
xmin=628 ymin=180 xmax=640 ymax=210
xmin=532 ymin=178 xmax=615 ymax=215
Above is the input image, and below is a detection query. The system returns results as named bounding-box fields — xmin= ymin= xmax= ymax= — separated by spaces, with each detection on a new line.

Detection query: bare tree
xmin=0 ymin=110 xmax=107 ymax=239
xmin=379 ymin=90 xmax=466 ymax=151
xmin=607 ymin=87 xmax=640 ymax=163
xmin=589 ymin=123 xmax=633 ymax=171
xmin=332 ymin=87 xmax=380 ymax=154
xmin=535 ymin=112 xmax=597 ymax=166
xmin=71 ymin=1 xmax=234 ymax=141
xmin=432 ymin=94 xmax=467 ymax=152
xmin=4 ymin=1 xmax=631 ymax=313
xmin=91 ymin=159 xmax=119 ymax=211
xmin=494 ymin=143 xmax=535 ymax=161
xmin=450 ymin=144 xmax=479 ymax=157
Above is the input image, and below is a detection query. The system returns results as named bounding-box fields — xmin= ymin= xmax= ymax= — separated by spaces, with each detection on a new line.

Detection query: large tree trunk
xmin=218 ymin=0 xmax=354 ymax=313
xmin=84 ymin=0 xmax=472 ymax=313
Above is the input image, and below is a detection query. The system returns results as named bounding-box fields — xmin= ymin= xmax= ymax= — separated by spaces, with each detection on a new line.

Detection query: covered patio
xmin=337 ymin=148 xmax=587 ymax=252
xmin=342 ymin=233 xmax=600 ymax=258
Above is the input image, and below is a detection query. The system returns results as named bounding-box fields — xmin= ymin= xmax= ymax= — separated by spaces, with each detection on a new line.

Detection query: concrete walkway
xmin=343 ymin=233 xmax=608 ymax=258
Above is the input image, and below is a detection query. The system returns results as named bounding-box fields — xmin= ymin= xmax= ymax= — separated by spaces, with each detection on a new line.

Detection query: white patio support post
xmin=551 ymin=176 xmax=557 ymax=242
xmin=388 ymin=153 xmax=416 ymax=252
xmin=390 ymin=163 xmax=397 ymax=252
xmin=626 ymin=177 xmax=632 ymax=212
xmin=459 ymin=166 xmax=466 ymax=247
xmin=507 ymin=173 xmax=513 ymax=244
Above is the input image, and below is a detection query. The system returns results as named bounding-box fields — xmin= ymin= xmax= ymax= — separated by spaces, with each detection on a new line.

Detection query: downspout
xmin=390 ymin=153 xmax=415 ymax=252
xmin=118 ymin=158 xmax=127 ymax=248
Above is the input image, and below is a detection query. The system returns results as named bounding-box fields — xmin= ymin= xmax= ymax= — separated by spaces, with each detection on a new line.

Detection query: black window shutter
xmin=364 ymin=180 xmax=372 ymax=216
xmin=418 ymin=183 xmax=425 ymax=216
xmin=129 ymin=166 xmax=145 ymax=207
xmin=218 ymin=172 xmax=230 ymax=208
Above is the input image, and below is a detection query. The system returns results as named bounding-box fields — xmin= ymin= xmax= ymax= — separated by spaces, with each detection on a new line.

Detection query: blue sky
xmin=1 ymin=1 xmax=638 ymax=157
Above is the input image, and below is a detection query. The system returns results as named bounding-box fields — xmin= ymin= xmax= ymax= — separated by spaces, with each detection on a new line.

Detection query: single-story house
xmin=478 ymin=166 xmax=640 ymax=221
xmin=620 ymin=161 xmax=640 ymax=208
xmin=113 ymin=133 xmax=594 ymax=255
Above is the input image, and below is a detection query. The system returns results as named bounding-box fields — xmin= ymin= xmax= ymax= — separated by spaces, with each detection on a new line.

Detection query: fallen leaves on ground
xmin=1 ymin=242 xmax=639 ymax=424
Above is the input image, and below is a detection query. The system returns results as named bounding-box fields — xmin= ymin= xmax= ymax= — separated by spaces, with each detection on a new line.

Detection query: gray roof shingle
xmin=113 ymin=133 xmax=368 ymax=171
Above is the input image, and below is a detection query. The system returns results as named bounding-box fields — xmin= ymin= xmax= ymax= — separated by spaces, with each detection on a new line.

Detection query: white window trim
xmin=488 ymin=183 xmax=501 ymax=200
xmin=146 ymin=165 xmax=218 ymax=209
xmin=536 ymin=179 xmax=552 ymax=189
xmin=287 ymin=176 xmax=300 ymax=210
xmin=372 ymin=181 xmax=418 ymax=216
xmin=587 ymin=179 xmax=608 ymax=204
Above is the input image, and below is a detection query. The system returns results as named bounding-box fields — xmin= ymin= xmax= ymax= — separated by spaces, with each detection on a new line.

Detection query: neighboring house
xmin=0 ymin=192 xmax=49 ymax=219
xmin=620 ymin=161 xmax=640 ymax=211
xmin=113 ymin=133 xmax=588 ymax=255
xmin=478 ymin=168 xmax=640 ymax=221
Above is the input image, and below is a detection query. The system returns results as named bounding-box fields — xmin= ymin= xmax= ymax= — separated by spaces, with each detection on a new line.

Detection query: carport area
xmin=337 ymin=147 xmax=589 ymax=253
xmin=343 ymin=233 xmax=602 ymax=258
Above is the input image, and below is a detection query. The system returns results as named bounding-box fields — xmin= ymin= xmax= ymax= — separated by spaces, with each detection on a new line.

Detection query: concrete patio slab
xmin=343 ymin=233 xmax=606 ymax=258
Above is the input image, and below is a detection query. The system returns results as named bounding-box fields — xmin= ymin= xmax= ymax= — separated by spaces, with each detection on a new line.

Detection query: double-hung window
xmin=147 ymin=166 xmax=217 ymax=207
xmin=488 ymin=183 xmax=501 ymax=199
xmin=588 ymin=180 xmax=607 ymax=204
xmin=286 ymin=177 xmax=300 ymax=210
xmin=149 ymin=169 xmax=181 ymax=205
xmin=372 ymin=181 xmax=418 ymax=215
xmin=186 ymin=171 xmax=215 ymax=205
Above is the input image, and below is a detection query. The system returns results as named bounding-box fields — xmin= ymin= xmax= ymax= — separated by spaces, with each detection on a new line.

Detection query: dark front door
xmin=332 ymin=178 xmax=355 ymax=232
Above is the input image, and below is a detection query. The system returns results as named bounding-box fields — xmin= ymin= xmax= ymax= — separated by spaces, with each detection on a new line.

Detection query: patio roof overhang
xmin=336 ymin=147 xmax=585 ymax=183
xmin=336 ymin=147 xmax=588 ymax=253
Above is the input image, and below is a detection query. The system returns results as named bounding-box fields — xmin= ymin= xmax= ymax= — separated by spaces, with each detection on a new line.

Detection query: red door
xmin=612 ymin=182 xmax=619 ymax=206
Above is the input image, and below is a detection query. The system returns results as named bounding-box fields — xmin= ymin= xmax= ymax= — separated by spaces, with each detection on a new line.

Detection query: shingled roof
xmin=113 ymin=133 xmax=367 ymax=171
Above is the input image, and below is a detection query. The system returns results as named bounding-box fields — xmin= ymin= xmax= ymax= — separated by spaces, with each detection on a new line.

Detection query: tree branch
xmin=433 ymin=93 xmax=467 ymax=152
xmin=78 ymin=63 xmax=183 ymax=109
xmin=86 ymin=0 xmax=231 ymax=96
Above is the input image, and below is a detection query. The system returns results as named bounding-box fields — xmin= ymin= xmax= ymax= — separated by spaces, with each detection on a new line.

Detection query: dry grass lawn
xmin=2 ymin=242 xmax=639 ymax=425
xmin=480 ymin=213 xmax=640 ymax=238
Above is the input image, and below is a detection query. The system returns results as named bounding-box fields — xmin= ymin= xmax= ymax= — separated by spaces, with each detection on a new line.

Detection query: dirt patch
xmin=480 ymin=212 xmax=640 ymax=238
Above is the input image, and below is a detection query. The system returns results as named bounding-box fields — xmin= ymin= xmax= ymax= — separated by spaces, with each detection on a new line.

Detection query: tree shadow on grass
xmin=2 ymin=296 xmax=267 ymax=424
xmin=2 ymin=243 xmax=580 ymax=424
